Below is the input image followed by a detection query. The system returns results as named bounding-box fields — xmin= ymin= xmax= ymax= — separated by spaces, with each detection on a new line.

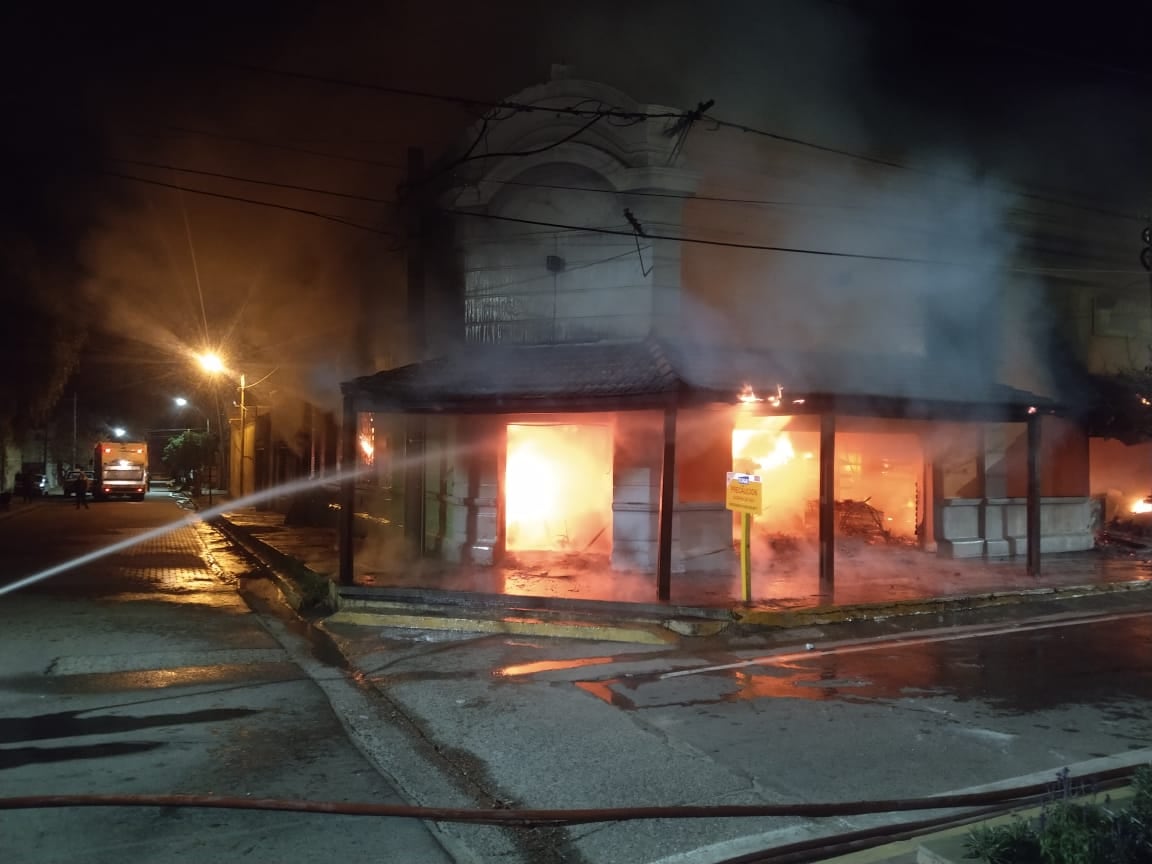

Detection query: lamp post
xmin=174 ymin=397 xmax=211 ymax=434
xmin=197 ymin=352 xmax=259 ymax=500
xmin=238 ymin=372 xmax=247 ymax=499
xmin=174 ymin=396 xmax=214 ymax=506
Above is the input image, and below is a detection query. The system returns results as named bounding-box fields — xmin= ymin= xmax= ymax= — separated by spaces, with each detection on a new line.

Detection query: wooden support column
xmin=1026 ymin=411 xmax=1041 ymax=577
xmin=338 ymin=391 xmax=357 ymax=587
xmin=657 ymin=404 xmax=678 ymax=602
xmin=819 ymin=413 xmax=836 ymax=597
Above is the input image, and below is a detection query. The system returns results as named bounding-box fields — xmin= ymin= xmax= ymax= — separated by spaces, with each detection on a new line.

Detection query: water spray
xmin=0 ymin=471 xmax=362 ymax=597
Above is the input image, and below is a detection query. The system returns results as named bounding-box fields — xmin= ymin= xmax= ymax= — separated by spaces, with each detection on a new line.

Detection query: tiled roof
xmin=347 ymin=339 xmax=680 ymax=404
xmin=667 ymin=342 xmax=1052 ymax=408
xmin=345 ymin=337 xmax=1054 ymax=417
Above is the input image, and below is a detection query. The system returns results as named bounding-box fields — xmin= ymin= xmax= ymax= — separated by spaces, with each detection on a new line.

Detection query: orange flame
xmin=738 ymin=384 xmax=763 ymax=404
xmin=358 ymin=433 xmax=374 ymax=464
xmin=505 ymin=424 xmax=612 ymax=552
xmin=1133 ymin=497 xmax=1152 ymax=515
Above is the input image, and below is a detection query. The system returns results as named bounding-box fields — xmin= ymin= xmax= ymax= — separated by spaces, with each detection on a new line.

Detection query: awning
xmin=343 ymin=337 xmax=1058 ymax=422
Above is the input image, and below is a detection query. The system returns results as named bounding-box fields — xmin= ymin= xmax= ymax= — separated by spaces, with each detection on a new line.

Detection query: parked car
xmin=64 ymin=470 xmax=95 ymax=497
xmin=13 ymin=472 xmax=48 ymax=498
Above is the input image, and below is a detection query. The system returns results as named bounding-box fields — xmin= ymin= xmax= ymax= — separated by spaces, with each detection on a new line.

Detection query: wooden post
xmin=819 ymin=412 xmax=836 ymax=597
xmin=338 ymin=390 xmax=357 ymax=587
xmin=1027 ymin=411 xmax=1041 ymax=577
xmin=657 ymin=404 xmax=678 ymax=602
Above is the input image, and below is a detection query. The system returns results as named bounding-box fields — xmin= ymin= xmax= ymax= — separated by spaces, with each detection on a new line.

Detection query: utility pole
xmin=238 ymin=373 xmax=247 ymax=499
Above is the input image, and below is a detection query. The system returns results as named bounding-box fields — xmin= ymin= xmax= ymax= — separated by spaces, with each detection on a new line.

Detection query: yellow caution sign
xmin=725 ymin=472 xmax=763 ymax=515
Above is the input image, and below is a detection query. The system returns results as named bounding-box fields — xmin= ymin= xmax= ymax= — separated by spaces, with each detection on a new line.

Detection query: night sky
xmin=2 ymin=0 xmax=1150 ymax=439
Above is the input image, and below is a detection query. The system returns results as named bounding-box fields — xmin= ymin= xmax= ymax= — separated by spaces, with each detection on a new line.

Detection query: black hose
xmin=0 ymin=764 xmax=1138 ymax=828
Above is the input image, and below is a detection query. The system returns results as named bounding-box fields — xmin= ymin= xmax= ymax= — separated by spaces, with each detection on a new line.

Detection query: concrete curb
xmin=734 ymin=578 xmax=1152 ymax=629
xmin=206 ymin=509 xmax=1152 ymax=644
xmin=804 ymin=748 xmax=1152 ymax=864
xmin=208 ymin=512 xmax=338 ymax=614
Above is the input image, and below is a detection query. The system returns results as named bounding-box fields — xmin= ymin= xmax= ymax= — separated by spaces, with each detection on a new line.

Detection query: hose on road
xmin=0 ymin=763 xmax=1137 ymax=828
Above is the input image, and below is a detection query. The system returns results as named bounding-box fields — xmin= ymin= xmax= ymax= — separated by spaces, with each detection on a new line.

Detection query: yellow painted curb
xmin=326 ymin=610 xmax=679 ymax=645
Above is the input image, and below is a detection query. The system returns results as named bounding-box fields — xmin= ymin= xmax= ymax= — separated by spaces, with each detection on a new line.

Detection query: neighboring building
xmin=339 ymin=73 xmax=1135 ymax=605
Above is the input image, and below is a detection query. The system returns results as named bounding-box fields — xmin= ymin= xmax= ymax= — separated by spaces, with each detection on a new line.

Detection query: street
xmin=2 ymin=491 xmax=1152 ymax=864
xmin=0 ymin=492 xmax=472 ymax=864
xmin=324 ymin=587 xmax=1152 ymax=863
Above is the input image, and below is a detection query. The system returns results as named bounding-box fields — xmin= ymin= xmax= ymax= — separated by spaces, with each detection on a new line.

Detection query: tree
xmin=162 ymin=430 xmax=219 ymax=491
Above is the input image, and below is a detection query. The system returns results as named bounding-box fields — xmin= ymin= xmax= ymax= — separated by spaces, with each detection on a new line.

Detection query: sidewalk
xmin=209 ymin=502 xmax=1152 ymax=640
xmin=202 ymin=501 xmax=1152 ymax=864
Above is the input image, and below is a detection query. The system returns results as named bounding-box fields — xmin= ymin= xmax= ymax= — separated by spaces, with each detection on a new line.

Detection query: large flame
xmin=1133 ymin=497 xmax=1152 ymax=515
xmin=738 ymin=384 xmax=763 ymax=404
xmin=505 ymin=423 xmax=612 ymax=552
xmin=732 ymin=415 xmax=922 ymax=540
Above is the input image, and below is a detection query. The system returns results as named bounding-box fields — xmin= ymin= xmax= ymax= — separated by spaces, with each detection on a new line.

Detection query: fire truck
xmin=92 ymin=440 xmax=149 ymax=501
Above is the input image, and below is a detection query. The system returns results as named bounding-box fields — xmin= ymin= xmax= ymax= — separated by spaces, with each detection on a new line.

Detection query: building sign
xmin=725 ymin=472 xmax=763 ymax=515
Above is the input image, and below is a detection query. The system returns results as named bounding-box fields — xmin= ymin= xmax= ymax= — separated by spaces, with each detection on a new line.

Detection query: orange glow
xmin=1133 ymin=498 xmax=1152 ymax=514
xmin=358 ymin=434 xmax=374 ymax=463
xmin=738 ymin=384 xmax=763 ymax=404
xmin=733 ymin=416 xmax=923 ymax=540
xmin=494 ymin=657 xmax=615 ymax=677
xmin=505 ymin=423 xmax=612 ymax=552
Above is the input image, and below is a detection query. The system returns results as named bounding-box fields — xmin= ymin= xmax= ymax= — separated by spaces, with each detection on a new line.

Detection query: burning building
xmin=337 ymin=74 xmax=1098 ymax=606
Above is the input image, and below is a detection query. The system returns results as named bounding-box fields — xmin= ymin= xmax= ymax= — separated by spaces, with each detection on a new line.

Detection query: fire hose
xmin=0 ymin=764 xmax=1137 ymax=830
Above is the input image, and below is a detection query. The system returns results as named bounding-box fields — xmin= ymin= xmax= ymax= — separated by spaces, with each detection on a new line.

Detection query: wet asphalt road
xmin=324 ymin=588 xmax=1152 ymax=863
xmin=0 ymin=493 xmax=459 ymax=864
xmin=6 ymin=491 xmax=1152 ymax=864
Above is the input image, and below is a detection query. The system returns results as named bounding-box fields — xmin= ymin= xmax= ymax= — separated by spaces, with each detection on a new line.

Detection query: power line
xmin=442 ymin=208 xmax=959 ymax=265
xmin=130 ymin=124 xmax=404 ymax=170
xmin=101 ymin=170 xmax=399 ymax=237
xmin=699 ymin=114 xmax=1143 ymax=225
xmin=230 ymin=63 xmax=689 ymax=121
xmin=114 ymin=158 xmax=397 ymax=205
xmin=99 ymin=166 xmax=1136 ymax=276
xmin=443 ymin=208 xmax=1143 ymax=277
xmin=228 ymin=62 xmax=1143 ymax=224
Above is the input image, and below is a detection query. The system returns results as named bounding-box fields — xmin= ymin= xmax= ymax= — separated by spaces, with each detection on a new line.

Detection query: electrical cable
xmin=444 ymin=208 xmax=993 ymax=267
xmin=230 ymin=62 xmax=688 ymax=121
xmin=96 ymin=165 xmax=1137 ymax=275
xmin=226 ymin=61 xmax=1144 ymax=224
xmin=115 ymin=158 xmax=397 ymax=204
xmin=130 ymin=124 xmax=404 ymax=169
xmin=100 ymin=171 xmax=399 ymax=237
xmin=700 ymin=114 xmax=1143 ymax=225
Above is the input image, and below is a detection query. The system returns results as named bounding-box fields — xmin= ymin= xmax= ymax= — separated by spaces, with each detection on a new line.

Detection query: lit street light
xmin=174 ymin=397 xmax=211 ymax=433
xmin=113 ymin=427 xmax=126 ymax=439
xmin=197 ymin=352 xmax=258 ymax=499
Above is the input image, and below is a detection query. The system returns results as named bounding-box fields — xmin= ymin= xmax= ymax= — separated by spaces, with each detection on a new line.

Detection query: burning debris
xmin=835 ymin=497 xmax=892 ymax=541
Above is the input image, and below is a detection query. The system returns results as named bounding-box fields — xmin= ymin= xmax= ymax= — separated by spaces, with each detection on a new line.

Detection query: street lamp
xmin=113 ymin=427 xmax=126 ymax=439
xmin=174 ymin=397 xmax=211 ymax=434
xmin=174 ymin=396 xmax=215 ymax=506
xmin=197 ymin=352 xmax=252 ymax=499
